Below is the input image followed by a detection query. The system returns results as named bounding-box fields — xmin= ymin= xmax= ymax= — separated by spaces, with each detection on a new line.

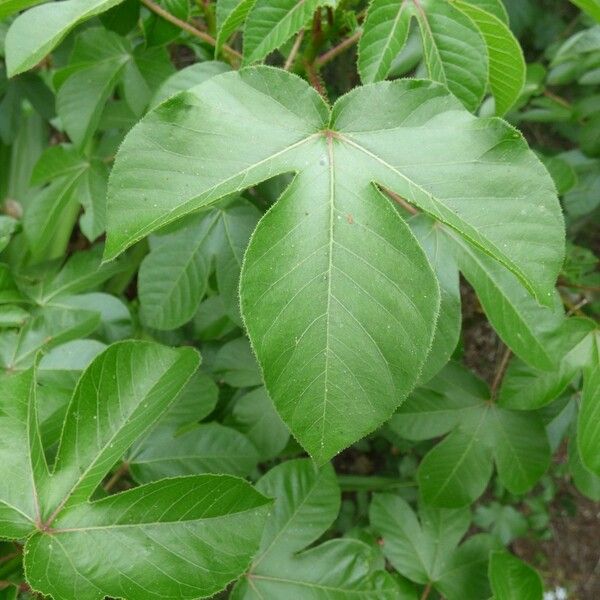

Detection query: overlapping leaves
xmin=105 ymin=67 xmax=563 ymax=462
xmin=359 ymin=0 xmax=525 ymax=114
xmin=0 ymin=341 xmax=270 ymax=600
xmin=231 ymin=459 xmax=400 ymax=599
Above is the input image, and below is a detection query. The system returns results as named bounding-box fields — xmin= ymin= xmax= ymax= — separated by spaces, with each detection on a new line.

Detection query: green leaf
xmin=232 ymin=386 xmax=290 ymax=459
xmin=577 ymin=332 xmax=600 ymax=475
xmin=570 ymin=0 xmax=600 ymax=22
xmin=488 ymin=551 xmax=543 ymax=600
xmin=26 ymin=475 xmax=270 ymax=600
xmin=234 ymin=538 xmax=400 ymax=599
xmin=42 ymin=341 xmax=200 ymax=514
xmin=0 ymin=340 xmax=270 ymax=600
xmin=216 ymin=0 xmax=256 ymax=56
xmin=105 ymin=67 xmax=564 ymax=460
xmin=358 ymin=0 xmax=411 ymax=84
xmin=403 ymin=363 xmax=550 ymax=506
xmin=454 ymin=1 xmax=525 ymax=115
xmin=0 ymin=306 xmax=100 ymax=370
xmin=213 ymin=337 xmax=262 ymax=387
xmin=569 ymin=436 xmax=600 ymax=501
xmin=445 ymin=229 xmax=563 ymax=370
xmin=253 ymin=459 xmax=340 ymax=562
xmin=0 ymin=0 xmax=45 ymax=20
xmin=150 ymin=61 xmax=230 ymax=108
xmin=56 ymin=28 xmax=130 ymax=148
xmin=5 ymin=0 xmax=125 ymax=76
xmin=461 ymin=0 xmax=509 ymax=22
xmin=414 ymin=0 xmax=488 ymax=111
xmin=418 ymin=419 xmax=494 ymax=507
xmin=499 ymin=318 xmax=596 ymax=410
xmin=370 ymin=494 xmax=471 ymax=584
xmin=435 ymin=534 xmax=496 ymax=600
xmin=24 ymin=176 xmax=81 ymax=263
xmin=129 ymin=423 xmax=260 ymax=481
xmin=0 ymin=367 xmax=45 ymax=539
xmin=232 ymin=459 xmax=399 ymax=599
xmin=138 ymin=215 xmax=211 ymax=330
xmin=139 ymin=200 xmax=260 ymax=329
xmin=490 ymin=407 xmax=551 ymax=494
xmin=389 ymin=364 xmax=485 ymax=440
xmin=409 ymin=215 xmax=461 ymax=383
xmin=243 ymin=0 xmax=324 ymax=64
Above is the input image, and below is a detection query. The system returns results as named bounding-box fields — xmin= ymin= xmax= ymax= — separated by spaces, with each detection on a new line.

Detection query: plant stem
xmin=315 ymin=30 xmax=362 ymax=68
xmin=104 ymin=463 xmax=129 ymax=492
xmin=284 ymin=30 xmax=305 ymax=71
xmin=420 ymin=582 xmax=432 ymax=600
xmin=559 ymin=281 xmax=600 ymax=293
xmin=305 ymin=59 xmax=328 ymax=100
xmin=337 ymin=474 xmax=416 ymax=492
xmin=140 ymin=0 xmax=242 ymax=64
xmin=491 ymin=345 xmax=512 ymax=401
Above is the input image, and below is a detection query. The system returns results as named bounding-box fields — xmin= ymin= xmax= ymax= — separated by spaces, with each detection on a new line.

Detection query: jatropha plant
xmin=0 ymin=0 xmax=598 ymax=598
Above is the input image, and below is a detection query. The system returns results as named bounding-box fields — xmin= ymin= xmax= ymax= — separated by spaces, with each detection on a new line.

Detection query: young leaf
xmin=414 ymin=0 xmax=488 ymax=112
xmin=5 ymin=0 xmax=125 ymax=76
xmin=358 ymin=0 xmax=412 ymax=84
xmin=242 ymin=0 xmax=325 ymax=64
xmin=105 ymin=68 xmax=564 ymax=461
xmin=129 ymin=423 xmax=260 ymax=481
xmin=232 ymin=386 xmax=290 ymax=460
xmin=454 ymin=0 xmax=525 ymax=115
xmin=369 ymin=494 xmax=471 ymax=584
xmin=488 ymin=551 xmax=543 ymax=600
xmin=56 ymin=28 xmax=130 ymax=148
xmin=398 ymin=362 xmax=550 ymax=507
xmin=232 ymin=459 xmax=400 ymax=599
xmin=139 ymin=200 xmax=260 ymax=329
xmin=216 ymin=0 xmax=256 ymax=57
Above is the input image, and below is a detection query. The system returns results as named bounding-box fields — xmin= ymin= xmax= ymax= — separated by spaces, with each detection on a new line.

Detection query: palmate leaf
xmin=370 ymin=494 xmax=498 ymax=600
xmin=0 ymin=341 xmax=270 ymax=600
xmin=105 ymin=67 xmax=563 ymax=462
xmin=392 ymin=362 xmax=551 ymax=507
xmin=231 ymin=459 xmax=400 ymax=599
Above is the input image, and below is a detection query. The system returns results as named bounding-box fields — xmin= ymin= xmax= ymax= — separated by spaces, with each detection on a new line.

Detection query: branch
xmin=420 ymin=582 xmax=432 ymax=600
xmin=284 ymin=30 xmax=305 ymax=71
xmin=140 ymin=0 xmax=242 ymax=63
xmin=104 ymin=463 xmax=130 ymax=492
xmin=315 ymin=30 xmax=362 ymax=68
xmin=490 ymin=345 xmax=512 ymax=401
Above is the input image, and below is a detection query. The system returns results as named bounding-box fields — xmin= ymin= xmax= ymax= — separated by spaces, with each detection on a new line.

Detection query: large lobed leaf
xmin=105 ymin=67 xmax=564 ymax=462
xmin=0 ymin=341 xmax=270 ymax=600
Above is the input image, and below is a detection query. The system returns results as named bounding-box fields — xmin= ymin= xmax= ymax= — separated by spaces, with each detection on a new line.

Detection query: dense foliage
xmin=0 ymin=0 xmax=599 ymax=598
